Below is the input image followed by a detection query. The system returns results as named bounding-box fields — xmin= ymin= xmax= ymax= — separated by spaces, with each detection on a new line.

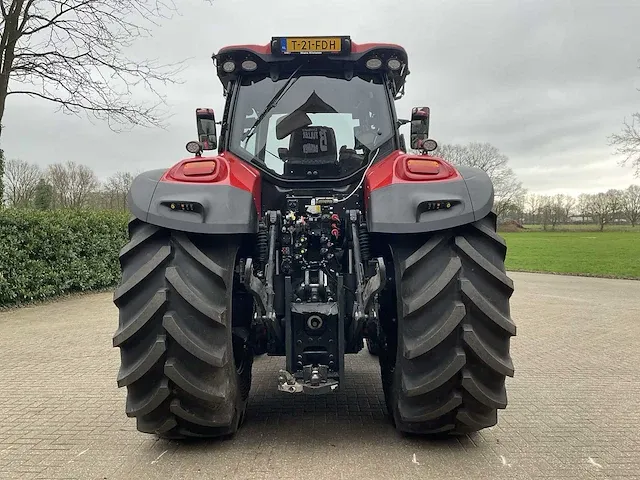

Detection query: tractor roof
xmin=213 ymin=36 xmax=409 ymax=98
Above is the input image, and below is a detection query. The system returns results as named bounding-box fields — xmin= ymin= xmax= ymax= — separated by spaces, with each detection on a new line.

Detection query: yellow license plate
xmin=284 ymin=37 xmax=342 ymax=54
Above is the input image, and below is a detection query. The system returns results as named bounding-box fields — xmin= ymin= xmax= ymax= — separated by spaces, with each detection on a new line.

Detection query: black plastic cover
xmin=366 ymin=166 xmax=494 ymax=233
xmin=127 ymin=169 xmax=258 ymax=234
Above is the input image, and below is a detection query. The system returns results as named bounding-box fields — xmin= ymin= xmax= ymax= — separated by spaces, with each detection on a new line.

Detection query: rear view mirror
xmin=196 ymin=108 xmax=217 ymax=150
xmin=410 ymin=107 xmax=430 ymax=150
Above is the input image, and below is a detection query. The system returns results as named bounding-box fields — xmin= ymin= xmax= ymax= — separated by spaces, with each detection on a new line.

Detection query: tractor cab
xmin=211 ymin=37 xmax=411 ymax=180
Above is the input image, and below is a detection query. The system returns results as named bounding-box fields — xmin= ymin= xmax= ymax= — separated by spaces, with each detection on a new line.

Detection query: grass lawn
xmin=521 ymin=224 xmax=640 ymax=232
xmin=502 ymin=231 xmax=640 ymax=279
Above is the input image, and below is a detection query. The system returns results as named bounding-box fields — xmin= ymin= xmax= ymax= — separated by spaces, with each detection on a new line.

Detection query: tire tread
xmin=113 ymin=221 xmax=250 ymax=438
xmin=383 ymin=212 xmax=515 ymax=435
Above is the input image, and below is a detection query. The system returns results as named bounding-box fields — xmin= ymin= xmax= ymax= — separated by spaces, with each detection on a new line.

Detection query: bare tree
xmin=496 ymin=196 xmax=525 ymax=224
xmin=48 ymin=161 xmax=98 ymax=208
xmin=548 ymin=197 xmax=561 ymax=230
xmin=622 ymin=184 xmax=640 ymax=227
xmin=563 ymin=195 xmax=575 ymax=223
xmin=610 ymin=112 xmax=640 ymax=177
xmin=0 ymin=0 xmax=212 ymax=139
xmin=537 ymin=195 xmax=553 ymax=230
xmin=548 ymin=194 xmax=570 ymax=229
xmin=431 ymin=143 xmax=468 ymax=165
xmin=434 ymin=142 xmax=511 ymax=179
xmin=524 ymin=194 xmax=541 ymax=224
xmin=492 ymin=166 xmax=527 ymax=219
xmin=577 ymin=193 xmax=592 ymax=223
xmin=104 ymin=170 xmax=134 ymax=210
xmin=434 ymin=142 xmax=526 ymax=219
xmin=3 ymin=157 xmax=41 ymax=207
xmin=609 ymin=58 xmax=640 ymax=177
xmin=587 ymin=193 xmax=611 ymax=231
xmin=606 ymin=189 xmax=624 ymax=224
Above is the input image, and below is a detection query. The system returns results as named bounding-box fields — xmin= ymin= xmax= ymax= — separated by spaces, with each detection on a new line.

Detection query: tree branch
xmin=6 ymin=89 xmax=164 ymax=130
xmin=1 ymin=0 xmax=204 ymax=134
xmin=20 ymin=0 xmax=95 ymax=36
xmin=17 ymin=0 xmax=37 ymax=33
xmin=610 ymin=113 xmax=640 ymax=177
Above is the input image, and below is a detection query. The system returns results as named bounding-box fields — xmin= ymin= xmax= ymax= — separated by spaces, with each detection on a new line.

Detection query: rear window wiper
xmin=241 ymin=65 xmax=303 ymax=144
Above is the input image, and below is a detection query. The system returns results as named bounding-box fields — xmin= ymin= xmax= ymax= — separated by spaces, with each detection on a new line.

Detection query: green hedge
xmin=0 ymin=209 xmax=129 ymax=307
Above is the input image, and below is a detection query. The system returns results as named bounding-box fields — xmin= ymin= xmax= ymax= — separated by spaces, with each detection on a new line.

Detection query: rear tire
xmin=113 ymin=218 xmax=252 ymax=438
xmin=379 ymin=213 xmax=516 ymax=435
xmin=366 ymin=338 xmax=380 ymax=356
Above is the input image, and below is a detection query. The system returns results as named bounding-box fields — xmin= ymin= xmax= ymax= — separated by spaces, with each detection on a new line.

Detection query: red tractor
xmin=113 ymin=36 xmax=516 ymax=438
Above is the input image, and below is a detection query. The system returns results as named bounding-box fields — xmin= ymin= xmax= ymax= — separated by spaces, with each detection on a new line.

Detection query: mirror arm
xmin=196 ymin=108 xmax=218 ymax=151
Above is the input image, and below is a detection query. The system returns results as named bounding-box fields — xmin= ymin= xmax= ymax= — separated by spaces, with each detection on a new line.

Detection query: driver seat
xmin=281 ymin=126 xmax=338 ymax=176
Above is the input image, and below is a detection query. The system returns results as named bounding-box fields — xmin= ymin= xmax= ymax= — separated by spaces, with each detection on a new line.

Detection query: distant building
xmin=569 ymin=214 xmax=592 ymax=223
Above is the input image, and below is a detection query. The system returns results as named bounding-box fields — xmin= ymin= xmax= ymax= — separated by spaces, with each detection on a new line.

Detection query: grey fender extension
xmin=367 ymin=166 xmax=494 ymax=234
xmin=127 ymin=169 xmax=258 ymax=234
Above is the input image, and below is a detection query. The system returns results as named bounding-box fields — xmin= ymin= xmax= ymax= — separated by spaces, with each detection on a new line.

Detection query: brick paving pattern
xmin=0 ymin=272 xmax=638 ymax=479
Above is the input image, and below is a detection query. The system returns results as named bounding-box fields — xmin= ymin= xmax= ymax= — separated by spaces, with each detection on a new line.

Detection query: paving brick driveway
xmin=0 ymin=272 xmax=639 ymax=479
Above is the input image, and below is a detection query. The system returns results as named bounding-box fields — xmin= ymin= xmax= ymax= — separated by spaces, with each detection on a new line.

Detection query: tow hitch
xmin=277 ymin=368 xmax=339 ymax=395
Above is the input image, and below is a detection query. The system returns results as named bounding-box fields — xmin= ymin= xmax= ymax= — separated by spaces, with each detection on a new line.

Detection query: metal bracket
xmin=243 ymin=258 xmax=268 ymax=315
xmin=245 ymin=211 xmax=281 ymax=342
xmin=303 ymin=381 xmax=339 ymax=395
xmin=362 ymin=257 xmax=386 ymax=314
xmin=349 ymin=217 xmax=366 ymax=321
xmin=346 ymin=211 xmax=386 ymax=347
xmin=349 ymin=217 xmax=386 ymax=318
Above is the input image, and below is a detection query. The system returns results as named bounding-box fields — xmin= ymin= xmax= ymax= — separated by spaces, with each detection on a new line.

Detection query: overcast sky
xmin=2 ymin=0 xmax=639 ymax=195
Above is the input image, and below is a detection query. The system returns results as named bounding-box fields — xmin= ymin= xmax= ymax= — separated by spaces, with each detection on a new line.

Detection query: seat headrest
xmin=287 ymin=126 xmax=337 ymax=164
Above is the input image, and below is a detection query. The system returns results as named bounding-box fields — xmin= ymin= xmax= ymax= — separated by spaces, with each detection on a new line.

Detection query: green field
xmin=521 ymin=224 xmax=640 ymax=232
xmin=502 ymin=231 xmax=640 ymax=279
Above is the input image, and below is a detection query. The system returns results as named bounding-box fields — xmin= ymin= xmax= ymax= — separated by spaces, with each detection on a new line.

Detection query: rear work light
xmin=241 ymin=60 xmax=258 ymax=71
xmin=398 ymin=156 xmax=458 ymax=182
xmin=387 ymin=58 xmax=402 ymax=71
xmin=185 ymin=141 xmax=202 ymax=155
xmin=406 ymin=159 xmax=440 ymax=175
xmin=222 ymin=60 xmax=236 ymax=73
xmin=163 ymin=158 xmax=225 ymax=183
xmin=182 ymin=160 xmax=216 ymax=176
xmin=365 ymin=57 xmax=383 ymax=70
